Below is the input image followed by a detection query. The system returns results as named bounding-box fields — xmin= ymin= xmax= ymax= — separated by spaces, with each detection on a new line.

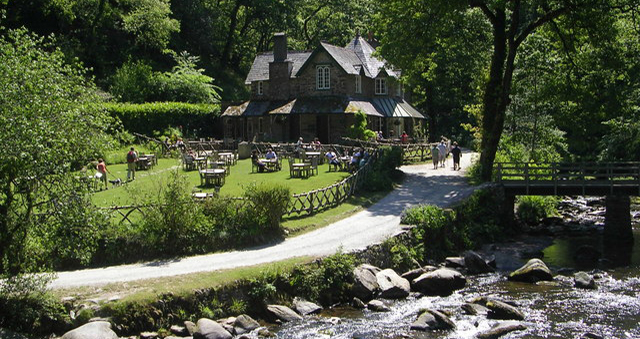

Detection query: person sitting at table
xmin=175 ymin=137 xmax=185 ymax=151
xmin=312 ymin=137 xmax=322 ymax=150
xmin=251 ymin=150 xmax=267 ymax=173
xmin=349 ymin=149 xmax=361 ymax=173
xmin=325 ymin=150 xmax=340 ymax=169
xmin=265 ymin=148 xmax=277 ymax=161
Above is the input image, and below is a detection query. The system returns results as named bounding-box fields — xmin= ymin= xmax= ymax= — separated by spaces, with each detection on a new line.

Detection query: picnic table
xmin=136 ymin=154 xmax=156 ymax=170
xmin=199 ymin=168 xmax=226 ymax=186
xmin=305 ymin=151 xmax=322 ymax=164
xmin=260 ymin=158 xmax=280 ymax=172
xmin=218 ymin=152 xmax=235 ymax=165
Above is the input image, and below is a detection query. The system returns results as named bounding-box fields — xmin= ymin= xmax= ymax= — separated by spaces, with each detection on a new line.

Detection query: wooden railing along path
xmin=495 ymin=162 xmax=640 ymax=196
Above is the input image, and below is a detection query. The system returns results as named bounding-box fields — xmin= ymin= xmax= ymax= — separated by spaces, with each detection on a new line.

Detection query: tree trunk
xmin=221 ymin=1 xmax=242 ymax=67
xmin=479 ymin=11 xmax=507 ymax=181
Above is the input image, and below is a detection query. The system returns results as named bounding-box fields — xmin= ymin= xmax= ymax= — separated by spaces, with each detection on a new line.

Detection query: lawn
xmin=91 ymin=157 xmax=351 ymax=207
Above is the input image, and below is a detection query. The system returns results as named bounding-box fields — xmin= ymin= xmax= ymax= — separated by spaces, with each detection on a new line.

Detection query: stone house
xmin=222 ymin=32 xmax=425 ymax=143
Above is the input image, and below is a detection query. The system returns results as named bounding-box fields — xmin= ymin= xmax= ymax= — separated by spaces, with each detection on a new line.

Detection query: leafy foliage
xmin=0 ymin=274 xmax=68 ymax=334
xmin=347 ymin=110 xmax=377 ymax=141
xmin=0 ymin=28 xmax=114 ymax=274
xmin=290 ymin=251 xmax=356 ymax=305
xmin=516 ymin=196 xmax=559 ymax=226
xmin=103 ymin=102 xmax=220 ymax=137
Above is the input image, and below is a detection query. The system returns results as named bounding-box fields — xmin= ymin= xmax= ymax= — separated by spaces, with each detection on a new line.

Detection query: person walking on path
xmin=126 ymin=147 xmax=138 ymax=181
xmin=431 ymin=144 xmax=440 ymax=169
xmin=437 ymin=140 xmax=447 ymax=168
xmin=96 ymin=158 xmax=111 ymax=190
xmin=451 ymin=141 xmax=462 ymax=170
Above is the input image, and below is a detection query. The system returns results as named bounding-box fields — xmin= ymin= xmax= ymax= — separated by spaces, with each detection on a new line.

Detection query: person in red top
xmin=401 ymin=131 xmax=409 ymax=144
xmin=96 ymin=158 xmax=111 ymax=190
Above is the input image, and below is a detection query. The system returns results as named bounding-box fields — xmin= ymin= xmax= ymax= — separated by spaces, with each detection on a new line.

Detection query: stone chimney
xmin=269 ymin=32 xmax=292 ymax=100
xmin=273 ymin=32 xmax=287 ymax=62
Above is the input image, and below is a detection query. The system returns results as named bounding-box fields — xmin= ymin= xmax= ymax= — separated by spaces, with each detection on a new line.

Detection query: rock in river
xmin=412 ymin=268 xmax=466 ymax=296
xmin=194 ymin=318 xmax=232 ymax=339
xmin=508 ymin=258 xmax=553 ymax=283
xmin=61 ymin=321 xmax=118 ymax=339
xmin=376 ymin=268 xmax=410 ymax=299
xmin=266 ymin=305 xmax=303 ymax=322
xmin=477 ymin=321 xmax=526 ymax=339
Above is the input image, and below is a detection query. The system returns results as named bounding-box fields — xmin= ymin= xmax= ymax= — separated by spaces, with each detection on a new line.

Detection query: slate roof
xmin=244 ymin=35 xmax=398 ymax=84
xmin=245 ymin=51 xmax=311 ymax=84
xmin=222 ymin=96 xmax=424 ymax=119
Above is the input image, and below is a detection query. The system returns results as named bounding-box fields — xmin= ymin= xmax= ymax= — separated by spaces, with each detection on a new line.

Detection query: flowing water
xmin=271 ymin=203 xmax=640 ymax=339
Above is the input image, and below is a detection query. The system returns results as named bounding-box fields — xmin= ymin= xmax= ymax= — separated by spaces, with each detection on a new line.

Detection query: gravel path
xmin=50 ymin=151 xmax=477 ymax=288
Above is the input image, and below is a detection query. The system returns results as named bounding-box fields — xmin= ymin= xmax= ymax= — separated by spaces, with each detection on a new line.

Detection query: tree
xmin=347 ymin=111 xmax=377 ymax=141
xmin=0 ymin=28 xmax=113 ymax=274
xmin=376 ymin=1 xmax=635 ymax=180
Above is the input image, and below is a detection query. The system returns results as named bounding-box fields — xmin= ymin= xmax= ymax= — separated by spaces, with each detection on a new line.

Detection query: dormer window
xmin=316 ymin=65 xmax=330 ymax=90
xmin=257 ymin=81 xmax=264 ymax=95
xmin=355 ymin=75 xmax=362 ymax=94
xmin=375 ymin=78 xmax=387 ymax=95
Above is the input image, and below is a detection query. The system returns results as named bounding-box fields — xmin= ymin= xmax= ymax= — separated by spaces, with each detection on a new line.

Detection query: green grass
xmin=52 ymin=256 xmax=313 ymax=304
xmin=282 ymin=191 xmax=390 ymax=234
xmin=91 ymin=157 xmax=351 ymax=207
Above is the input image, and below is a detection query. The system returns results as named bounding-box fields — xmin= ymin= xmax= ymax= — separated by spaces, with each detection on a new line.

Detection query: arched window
xmin=355 ymin=75 xmax=362 ymax=93
xmin=316 ymin=65 xmax=330 ymax=90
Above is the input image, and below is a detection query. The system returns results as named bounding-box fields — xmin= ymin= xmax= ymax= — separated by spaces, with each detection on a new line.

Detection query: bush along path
xmin=50 ymin=150 xmax=478 ymax=289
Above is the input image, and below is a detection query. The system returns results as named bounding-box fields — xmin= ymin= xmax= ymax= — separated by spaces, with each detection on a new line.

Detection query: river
xmin=274 ymin=202 xmax=640 ymax=338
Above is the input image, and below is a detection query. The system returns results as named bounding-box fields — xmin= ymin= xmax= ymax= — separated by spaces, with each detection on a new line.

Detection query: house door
xmin=316 ymin=115 xmax=329 ymax=143
xmin=289 ymin=114 xmax=300 ymax=142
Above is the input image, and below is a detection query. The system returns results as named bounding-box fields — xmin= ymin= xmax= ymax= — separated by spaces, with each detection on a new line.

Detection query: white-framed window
xmin=355 ymin=75 xmax=362 ymax=93
xmin=257 ymin=81 xmax=263 ymax=95
xmin=375 ymin=78 xmax=387 ymax=95
xmin=316 ymin=65 xmax=330 ymax=90
xmin=396 ymin=82 xmax=402 ymax=97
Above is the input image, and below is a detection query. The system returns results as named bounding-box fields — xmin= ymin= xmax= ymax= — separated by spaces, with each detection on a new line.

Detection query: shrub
xmin=243 ymin=183 xmax=290 ymax=236
xmin=289 ymin=251 xmax=356 ymax=305
xmin=109 ymin=60 xmax=155 ymax=103
xmin=364 ymin=146 xmax=403 ymax=192
xmin=0 ymin=274 xmax=69 ymax=335
xmin=516 ymin=196 xmax=558 ymax=225
xmin=103 ymin=102 xmax=220 ymax=137
xmin=141 ymin=170 xmax=208 ymax=256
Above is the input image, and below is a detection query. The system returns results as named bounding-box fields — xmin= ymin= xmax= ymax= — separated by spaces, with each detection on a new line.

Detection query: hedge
xmin=103 ymin=102 xmax=221 ymax=137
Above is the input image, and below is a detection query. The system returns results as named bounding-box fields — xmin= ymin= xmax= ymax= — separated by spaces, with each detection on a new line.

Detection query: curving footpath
xmin=50 ymin=150 xmax=477 ymax=289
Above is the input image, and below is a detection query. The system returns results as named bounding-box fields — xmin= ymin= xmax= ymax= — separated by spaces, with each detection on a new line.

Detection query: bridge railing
xmin=495 ymin=162 xmax=640 ymax=185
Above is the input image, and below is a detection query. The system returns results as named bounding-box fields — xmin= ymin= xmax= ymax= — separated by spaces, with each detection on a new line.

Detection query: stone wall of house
xmin=293 ymin=52 xmax=349 ymax=97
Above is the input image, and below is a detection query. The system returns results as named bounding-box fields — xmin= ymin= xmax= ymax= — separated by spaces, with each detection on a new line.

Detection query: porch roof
xmin=222 ymin=97 xmax=398 ymax=118
xmin=371 ymin=98 xmax=425 ymax=119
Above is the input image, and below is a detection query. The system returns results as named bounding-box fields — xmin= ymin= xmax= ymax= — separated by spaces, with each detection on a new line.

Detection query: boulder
xmin=376 ymin=269 xmax=410 ymax=299
xmin=412 ymin=268 xmax=467 ymax=296
xmin=574 ymin=271 xmax=597 ymax=290
xmin=461 ymin=302 xmax=489 ymax=316
xmin=508 ymin=259 xmax=553 ymax=283
xmin=234 ymin=314 xmax=260 ymax=335
xmin=463 ymin=251 xmax=495 ymax=274
xmin=61 ymin=321 xmax=118 ymax=339
xmin=266 ymin=305 xmax=303 ymax=322
xmin=351 ymin=264 xmax=380 ymax=300
xmin=194 ymin=318 xmax=232 ymax=339
xmin=581 ymin=333 xmax=604 ymax=339
xmin=410 ymin=310 xmax=455 ymax=331
xmin=486 ymin=300 xmax=525 ymax=320
xmin=170 ymin=325 xmax=189 ymax=336
xmin=292 ymin=297 xmax=322 ymax=315
xmin=445 ymin=257 xmax=465 ymax=268
xmin=401 ymin=266 xmax=437 ymax=281
xmin=140 ymin=332 xmax=158 ymax=339
xmin=184 ymin=321 xmax=198 ymax=336
xmin=351 ymin=297 xmax=366 ymax=309
xmin=0 ymin=328 xmax=30 ymax=339
xmin=476 ymin=321 xmax=526 ymax=339
xmin=366 ymin=299 xmax=390 ymax=312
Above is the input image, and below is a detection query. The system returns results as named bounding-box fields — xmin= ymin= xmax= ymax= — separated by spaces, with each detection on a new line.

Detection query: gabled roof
xmin=244 ymin=51 xmax=311 ymax=84
xmin=245 ymin=34 xmax=399 ymax=84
